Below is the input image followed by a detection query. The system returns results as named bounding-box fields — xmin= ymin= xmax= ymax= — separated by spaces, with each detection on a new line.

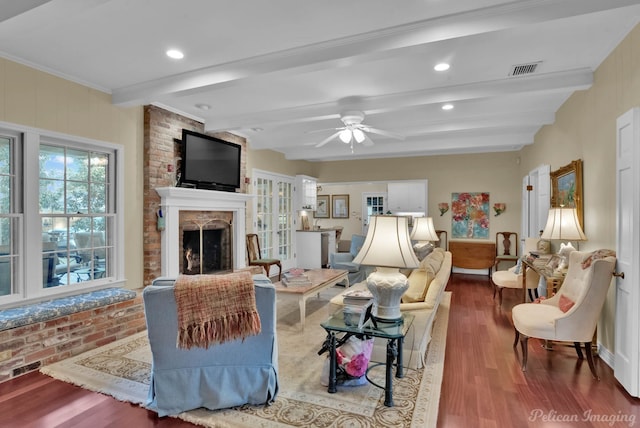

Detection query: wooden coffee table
xmin=273 ymin=269 xmax=349 ymax=331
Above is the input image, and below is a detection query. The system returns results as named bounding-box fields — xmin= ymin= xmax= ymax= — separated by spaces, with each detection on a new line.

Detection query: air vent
xmin=509 ymin=61 xmax=542 ymax=77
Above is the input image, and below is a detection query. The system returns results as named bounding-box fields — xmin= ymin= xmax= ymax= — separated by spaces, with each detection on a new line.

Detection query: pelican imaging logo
xmin=529 ymin=409 xmax=636 ymax=426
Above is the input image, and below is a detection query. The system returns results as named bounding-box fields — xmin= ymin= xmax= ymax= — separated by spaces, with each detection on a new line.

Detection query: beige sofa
xmin=329 ymin=247 xmax=452 ymax=369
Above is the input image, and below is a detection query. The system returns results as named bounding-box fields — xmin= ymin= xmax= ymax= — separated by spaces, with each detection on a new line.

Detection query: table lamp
xmin=410 ymin=216 xmax=440 ymax=260
xmin=352 ymin=215 xmax=419 ymax=322
xmin=540 ymin=207 xmax=587 ymax=270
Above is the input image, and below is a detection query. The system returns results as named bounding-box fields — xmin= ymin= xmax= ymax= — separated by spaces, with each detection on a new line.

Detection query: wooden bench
xmin=449 ymin=241 xmax=496 ymax=276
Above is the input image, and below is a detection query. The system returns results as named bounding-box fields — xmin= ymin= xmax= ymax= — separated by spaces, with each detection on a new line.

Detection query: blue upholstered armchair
xmin=329 ymin=234 xmax=374 ymax=285
xmin=143 ymin=274 xmax=279 ymax=416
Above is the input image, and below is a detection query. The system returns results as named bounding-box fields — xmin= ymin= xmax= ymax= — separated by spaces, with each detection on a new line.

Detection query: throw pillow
xmin=402 ymin=269 xmax=434 ymax=303
xmin=558 ymin=294 xmax=575 ymax=313
xmin=403 ymin=270 xmax=427 ymax=303
xmin=419 ymin=247 xmax=444 ymax=272
xmin=422 ymin=264 xmax=440 ymax=309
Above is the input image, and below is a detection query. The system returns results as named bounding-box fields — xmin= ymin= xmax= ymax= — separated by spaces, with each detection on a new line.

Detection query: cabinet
xmin=296 ymin=230 xmax=336 ymax=269
xmin=387 ymin=181 xmax=426 ymax=213
xmin=295 ymin=175 xmax=317 ymax=211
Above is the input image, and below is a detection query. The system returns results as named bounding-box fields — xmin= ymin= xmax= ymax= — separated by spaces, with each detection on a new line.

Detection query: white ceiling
xmin=2 ymin=0 xmax=640 ymax=161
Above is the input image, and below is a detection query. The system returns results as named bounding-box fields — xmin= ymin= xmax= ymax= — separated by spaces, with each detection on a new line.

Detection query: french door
xmin=252 ymin=170 xmax=295 ymax=274
xmin=362 ymin=192 xmax=386 ymax=236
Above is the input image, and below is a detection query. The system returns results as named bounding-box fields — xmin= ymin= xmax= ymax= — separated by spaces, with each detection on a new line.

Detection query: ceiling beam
xmin=112 ymin=0 xmax=626 ymax=106
xmin=204 ymin=69 xmax=590 ymax=132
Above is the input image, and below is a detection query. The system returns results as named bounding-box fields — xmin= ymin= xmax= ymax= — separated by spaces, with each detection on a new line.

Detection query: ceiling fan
xmin=311 ymin=111 xmax=405 ymax=149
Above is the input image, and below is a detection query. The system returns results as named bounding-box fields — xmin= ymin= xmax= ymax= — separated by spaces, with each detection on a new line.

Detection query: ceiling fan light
xmin=353 ymin=129 xmax=365 ymax=143
xmin=339 ymin=129 xmax=352 ymax=143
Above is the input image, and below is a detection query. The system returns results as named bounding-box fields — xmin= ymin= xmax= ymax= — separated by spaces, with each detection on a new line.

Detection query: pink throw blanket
xmin=581 ymin=249 xmax=616 ymax=269
xmin=174 ymin=271 xmax=261 ymax=349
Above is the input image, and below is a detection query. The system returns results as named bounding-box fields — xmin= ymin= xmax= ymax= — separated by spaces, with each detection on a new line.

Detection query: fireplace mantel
xmin=155 ymin=187 xmax=254 ymax=277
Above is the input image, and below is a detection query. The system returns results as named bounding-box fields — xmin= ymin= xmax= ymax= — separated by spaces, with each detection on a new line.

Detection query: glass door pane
xmin=362 ymin=193 xmax=387 ymax=235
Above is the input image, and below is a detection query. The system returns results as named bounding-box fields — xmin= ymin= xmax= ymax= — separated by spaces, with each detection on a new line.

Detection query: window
xmin=0 ymin=133 xmax=20 ymax=298
xmin=0 ymin=125 xmax=123 ymax=307
xmin=40 ymin=145 xmax=113 ymax=287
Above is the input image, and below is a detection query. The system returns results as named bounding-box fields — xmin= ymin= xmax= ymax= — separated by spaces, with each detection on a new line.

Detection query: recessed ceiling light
xmin=434 ymin=63 xmax=450 ymax=71
xmin=195 ymin=103 xmax=210 ymax=110
xmin=166 ymin=49 xmax=184 ymax=59
xmin=442 ymin=104 xmax=454 ymax=110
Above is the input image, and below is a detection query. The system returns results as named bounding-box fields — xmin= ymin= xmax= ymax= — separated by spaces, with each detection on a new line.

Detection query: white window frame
xmin=0 ymin=121 xmax=125 ymax=308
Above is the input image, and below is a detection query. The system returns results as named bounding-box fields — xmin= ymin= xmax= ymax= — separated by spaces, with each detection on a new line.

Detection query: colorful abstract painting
xmin=451 ymin=192 xmax=490 ymax=239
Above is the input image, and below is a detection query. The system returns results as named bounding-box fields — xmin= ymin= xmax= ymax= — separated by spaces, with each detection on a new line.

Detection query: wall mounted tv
xmin=178 ymin=129 xmax=241 ymax=192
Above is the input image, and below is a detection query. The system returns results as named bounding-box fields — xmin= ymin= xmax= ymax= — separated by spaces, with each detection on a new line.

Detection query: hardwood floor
xmin=1 ymin=272 xmax=639 ymax=427
xmin=439 ymin=273 xmax=640 ymax=428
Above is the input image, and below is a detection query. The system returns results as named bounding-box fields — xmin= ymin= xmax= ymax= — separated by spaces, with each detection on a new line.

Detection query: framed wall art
xmin=550 ymin=159 xmax=583 ymax=227
xmin=451 ymin=192 xmax=490 ymax=239
xmin=332 ymin=194 xmax=349 ymax=219
xmin=314 ymin=195 xmax=330 ymax=218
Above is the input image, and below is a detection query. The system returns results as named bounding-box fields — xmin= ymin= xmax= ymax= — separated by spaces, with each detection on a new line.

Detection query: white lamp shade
xmin=541 ymin=207 xmax=587 ymax=241
xmin=352 ymin=215 xmax=419 ymax=268
xmin=410 ymin=217 xmax=440 ymax=242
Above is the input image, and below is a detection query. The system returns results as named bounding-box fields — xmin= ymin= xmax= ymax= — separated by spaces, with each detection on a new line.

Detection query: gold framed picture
xmin=315 ymin=195 xmax=330 ymax=218
xmin=550 ymin=159 xmax=583 ymax=228
xmin=332 ymin=194 xmax=349 ymax=219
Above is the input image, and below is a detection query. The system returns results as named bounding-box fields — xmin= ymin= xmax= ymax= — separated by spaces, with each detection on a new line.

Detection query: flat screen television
xmin=178 ymin=129 xmax=241 ymax=192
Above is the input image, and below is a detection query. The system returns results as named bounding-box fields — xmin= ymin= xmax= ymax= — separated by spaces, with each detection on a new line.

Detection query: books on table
xmin=282 ymin=269 xmax=312 ymax=286
xmin=342 ymin=288 xmax=373 ymax=306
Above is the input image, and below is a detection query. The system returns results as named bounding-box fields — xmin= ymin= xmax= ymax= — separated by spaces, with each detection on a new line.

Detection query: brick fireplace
xmin=155 ymin=187 xmax=253 ymax=278
xmin=143 ymin=105 xmax=249 ymax=285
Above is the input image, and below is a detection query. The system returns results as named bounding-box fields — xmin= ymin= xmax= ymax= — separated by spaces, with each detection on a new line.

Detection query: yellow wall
xmin=247 ymin=148 xmax=523 ymax=245
xmin=0 ymin=58 xmax=144 ymax=289
xmin=246 ymin=148 xmax=316 ymax=177
xmin=519 ymin=24 xmax=640 ymax=351
xmin=313 ymin=152 xmax=523 ymax=240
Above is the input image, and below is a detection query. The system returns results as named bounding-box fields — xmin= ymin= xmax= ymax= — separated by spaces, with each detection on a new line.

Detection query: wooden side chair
xmin=492 ymin=238 xmax=542 ymax=305
xmin=494 ymin=231 xmax=518 ymax=272
xmin=246 ymin=233 xmax=282 ymax=281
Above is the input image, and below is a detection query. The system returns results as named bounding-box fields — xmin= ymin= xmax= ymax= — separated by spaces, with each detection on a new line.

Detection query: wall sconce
xmin=438 ymin=202 xmax=449 ymax=216
xmin=493 ymin=203 xmax=506 ymax=216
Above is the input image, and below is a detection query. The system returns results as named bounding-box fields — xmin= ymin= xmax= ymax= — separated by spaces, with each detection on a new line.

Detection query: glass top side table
xmin=320 ymin=311 xmax=414 ymax=407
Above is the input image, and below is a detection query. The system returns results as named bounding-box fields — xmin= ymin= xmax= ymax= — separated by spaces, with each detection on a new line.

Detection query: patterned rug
xmin=41 ymin=290 xmax=450 ymax=427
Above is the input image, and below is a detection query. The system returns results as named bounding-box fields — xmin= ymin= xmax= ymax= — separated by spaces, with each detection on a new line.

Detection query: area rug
xmin=41 ymin=290 xmax=451 ymax=427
